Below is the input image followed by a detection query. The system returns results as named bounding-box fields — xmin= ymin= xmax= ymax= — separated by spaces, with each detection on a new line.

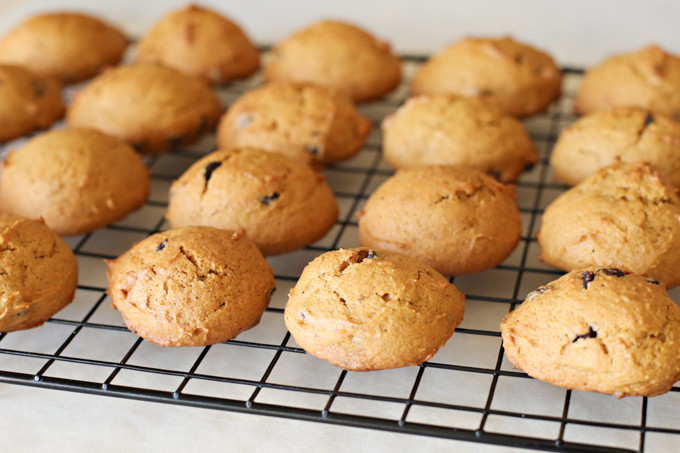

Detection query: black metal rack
xmin=0 ymin=56 xmax=678 ymax=453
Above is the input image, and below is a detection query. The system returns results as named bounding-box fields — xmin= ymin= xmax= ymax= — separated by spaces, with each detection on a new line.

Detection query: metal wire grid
xmin=0 ymin=56 xmax=679 ymax=453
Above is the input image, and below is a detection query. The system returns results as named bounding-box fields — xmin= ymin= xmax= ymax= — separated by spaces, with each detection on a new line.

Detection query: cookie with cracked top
xmin=264 ymin=20 xmax=401 ymax=102
xmin=165 ymin=148 xmax=338 ymax=256
xmin=66 ymin=64 xmax=222 ymax=154
xmin=574 ymin=45 xmax=680 ymax=117
xmin=0 ymin=215 xmax=78 ymax=333
xmin=411 ymin=36 xmax=561 ymax=117
xmin=357 ymin=166 xmax=521 ymax=276
xmin=501 ymin=265 xmax=680 ymax=398
xmin=217 ymin=82 xmax=371 ymax=167
xmin=135 ymin=4 xmax=259 ymax=84
xmin=381 ymin=95 xmax=538 ymax=182
xmin=0 ymin=12 xmax=128 ymax=84
xmin=284 ymin=247 xmax=465 ymax=371
xmin=537 ymin=160 xmax=680 ymax=288
xmin=0 ymin=65 xmax=64 ymax=143
xmin=106 ymin=226 xmax=276 ymax=347
xmin=550 ymin=107 xmax=680 ymax=187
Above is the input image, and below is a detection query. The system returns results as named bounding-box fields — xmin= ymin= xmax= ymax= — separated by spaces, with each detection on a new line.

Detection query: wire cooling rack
xmin=1 ymin=55 xmax=679 ymax=453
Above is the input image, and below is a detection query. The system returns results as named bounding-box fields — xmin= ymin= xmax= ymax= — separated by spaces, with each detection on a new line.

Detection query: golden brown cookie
xmin=217 ymin=82 xmax=371 ymax=167
xmin=411 ymin=36 xmax=562 ymax=117
xmin=135 ymin=5 xmax=259 ymax=84
xmin=166 ymin=148 xmax=337 ymax=256
xmin=0 ymin=65 xmax=64 ymax=143
xmin=284 ymin=247 xmax=465 ymax=371
xmin=551 ymin=107 xmax=680 ymax=187
xmin=537 ymin=160 xmax=680 ymax=288
xmin=0 ymin=215 xmax=78 ymax=333
xmin=501 ymin=265 xmax=680 ymax=398
xmin=381 ymin=95 xmax=538 ymax=182
xmin=0 ymin=128 xmax=150 ymax=235
xmin=66 ymin=64 xmax=223 ymax=154
xmin=357 ymin=166 xmax=521 ymax=276
xmin=574 ymin=45 xmax=680 ymax=117
xmin=0 ymin=12 xmax=128 ymax=84
xmin=106 ymin=226 xmax=275 ymax=347
xmin=264 ymin=20 xmax=401 ymax=102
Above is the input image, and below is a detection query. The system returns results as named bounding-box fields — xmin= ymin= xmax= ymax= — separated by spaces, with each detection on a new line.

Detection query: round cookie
xmin=411 ymin=36 xmax=562 ymax=117
xmin=381 ymin=95 xmax=538 ymax=182
xmin=357 ymin=166 xmax=521 ymax=276
xmin=284 ymin=247 xmax=465 ymax=371
xmin=217 ymin=82 xmax=371 ymax=167
xmin=106 ymin=226 xmax=276 ymax=347
xmin=551 ymin=107 xmax=680 ymax=187
xmin=0 ymin=12 xmax=128 ymax=84
xmin=135 ymin=5 xmax=259 ymax=84
xmin=501 ymin=265 xmax=680 ymax=398
xmin=0 ymin=128 xmax=150 ymax=235
xmin=537 ymin=160 xmax=680 ymax=288
xmin=574 ymin=45 xmax=680 ymax=117
xmin=263 ymin=20 xmax=401 ymax=102
xmin=66 ymin=64 xmax=223 ymax=154
xmin=166 ymin=148 xmax=338 ymax=256
xmin=0 ymin=65 xmax=64 ymax=143
xmin=0 ymin=215 xmax=78 ymax=333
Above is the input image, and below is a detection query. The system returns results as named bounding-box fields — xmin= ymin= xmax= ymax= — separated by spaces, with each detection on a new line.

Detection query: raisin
xmin=581 ymin=271 xmax=595 ymax=289
xmin=527 ymin=286 xmax=548 ymax=301
xmin=156 ymin=240 xmax=168 ymax=252
xmin=305 ymin=145 xmax=319 ymax=155
xmin=366 ymin=250 xmax=377 ymax=260
xmin=648 ymin=279 xmax=661 ymax=285
xmin=644 ymin=114 xmax=654 ymax=126
xmin=204 ymin=161 xmax=222 ymax=187
xmin=599 ymin=268 xmax=625 ymax=277
xmin=573 ymin=326 xmax=597 ymax=342
xmin=259 ymin=193 xmax=280 ymax=206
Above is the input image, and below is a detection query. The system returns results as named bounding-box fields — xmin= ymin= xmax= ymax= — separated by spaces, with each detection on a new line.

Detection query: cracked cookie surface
xmin=501 ymin=265 xmax=680 ymax=398
xmin=381 ymin=95 xmax=537 ymax=182
xmin=0 ymin=215 xmax=78 ymax=333
xmin=106 ymin=226 xmax=275 ymax=347
xmin=357 ymin=166 xmax=521 ymax=276
xmin=166 ymin=148 xmax=338 ymax=256
xmin=551 ymin=107 xmax=680 ymax=187
xmin=284 ymin=247 xmax=465 ymax=371
xmin=538 ymin=160 xmax=680 ymax=288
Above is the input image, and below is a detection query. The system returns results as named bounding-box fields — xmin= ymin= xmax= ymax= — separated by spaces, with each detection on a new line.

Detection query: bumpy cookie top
xmin=538 ymin=160 xmax=680 ymax=288
xmin=166 ymin=148 xmax=338 ymax=256
xmin=264 ymin=20 xmax=401 ymax=102
xmin=0 ymin=215 xmax=78 ymax=332
xmin=67 ymin=64 xmax=223 ymax=153
xmin=575 ymin=45 xmax=680 ymax=117
xmin=501 ymin=265 xmax=680 ymax=398
xmin=284 ymin=247 xmax=465 ymax=371
xmin=411 ymin=36 xmax=561 ymax=117
xmin=0 ymin=65 xmax=64 ymax=143
xmin=0 ymin=128 xmax=150 ymax=235
xmin=381 ymin=95 xmax=537 ymax=182
xmin=217 ymin=82 xmax=371 ymax=166
xmin=0 ymin=12 xmax=128 ymax=83
xmin=106 ymin=226 xmax=275 ymax=347
xmin=135 ymin=4 xmax=259 ymax=83
xmin=551 ymin=107 xmax=680 ymax=187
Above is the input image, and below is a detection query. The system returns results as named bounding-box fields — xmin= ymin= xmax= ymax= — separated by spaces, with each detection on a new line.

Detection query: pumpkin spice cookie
xmin=381 ymin=95 xmax=538 ymax=182
xmin=0 ymin=128 xmax=150 ymax=235
xmin=574 ymin=45 xmax=680 ymax=117
xmin=0 ymin=214 xmax=78 ymax=333
xmin=357 ymin=166 xmax=521 ymax=276
xmin=550 ymin=107 xmax=680 ymax=187
xmin=264 ymin=20 xmax=401 ymax=102
xmin=135 ymin=4 xmax=259 ymax=84
xmin=501 ymin=265 xmax=680 ymax=398
xmin=0 ymin=65 xmax=64 ymax=143
xmin=166 ymin=148 xmax=338 ymax=256
xmin=106 ymin=226 xmax=276 ymax=347
xmin=411 ymin=36 xmax=562 ymax=117
xmin=284 ymin=247 xmax=465 ymax=371
xmin=67 ymin=64 xmax=223 ymax=154
xmin=0 ymin=12 xmax=128 ymax=84
xmin=217 ymin=82 xmax=371 ymax=167
xmin=537 ymin=160 xmax=680 ymax=288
